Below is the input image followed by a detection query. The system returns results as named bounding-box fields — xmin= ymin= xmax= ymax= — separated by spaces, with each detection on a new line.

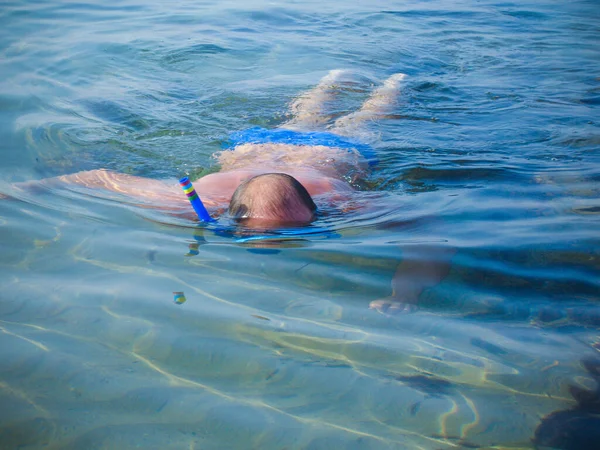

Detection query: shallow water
xmin=1 ymin=0 xmax=599 ymax=448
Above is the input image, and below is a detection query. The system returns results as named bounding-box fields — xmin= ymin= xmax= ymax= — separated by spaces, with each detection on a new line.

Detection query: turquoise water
xmin=1 ymin=0 xmax=599 ymax=448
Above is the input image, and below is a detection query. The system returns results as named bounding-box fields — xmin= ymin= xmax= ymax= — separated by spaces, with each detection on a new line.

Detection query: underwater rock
xmin=533 ymin=359 xmax=600 ymax=450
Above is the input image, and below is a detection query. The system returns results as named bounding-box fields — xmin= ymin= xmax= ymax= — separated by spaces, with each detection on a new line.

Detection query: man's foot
xmin=318 ymin=69 xmax=352 ymax=86
xmin=332 ymin=72 xmax=407 ymax=135
xmin=369 ymin=297 xmax=418 ymax=315
xmin=381 ymin=72 xmax=407 ymax=90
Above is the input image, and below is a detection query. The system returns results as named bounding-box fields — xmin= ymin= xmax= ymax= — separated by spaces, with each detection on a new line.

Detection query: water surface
xmin=1 ymin=0 xmax=599 ymax=448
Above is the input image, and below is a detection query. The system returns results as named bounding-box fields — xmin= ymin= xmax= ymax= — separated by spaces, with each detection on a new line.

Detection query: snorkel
xmin=179 ymin=177 xmax=214 ymax=222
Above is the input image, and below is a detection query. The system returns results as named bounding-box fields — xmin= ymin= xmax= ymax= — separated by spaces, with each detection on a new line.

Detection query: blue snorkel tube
xmin=179 ymin=177 xmax=214 ymax=222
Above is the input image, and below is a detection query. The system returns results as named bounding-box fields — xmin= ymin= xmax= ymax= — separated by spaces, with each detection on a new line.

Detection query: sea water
xmin=0 ymin=0 xmax=599 ymax=448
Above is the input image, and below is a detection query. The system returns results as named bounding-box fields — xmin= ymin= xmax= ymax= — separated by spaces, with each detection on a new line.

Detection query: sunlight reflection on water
xmin=1 ymin=0 xmax=599 ymax=448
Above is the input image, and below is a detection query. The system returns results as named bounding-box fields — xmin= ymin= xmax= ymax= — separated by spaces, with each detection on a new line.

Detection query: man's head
xmin=228 ymin=173 xmax=316 ymax=227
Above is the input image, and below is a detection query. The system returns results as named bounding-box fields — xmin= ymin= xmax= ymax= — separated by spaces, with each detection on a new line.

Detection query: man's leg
xmin=331 ymin=73 xmax=407 ymax=136
xmin=280 ymin=69 xmax=351 ymax=131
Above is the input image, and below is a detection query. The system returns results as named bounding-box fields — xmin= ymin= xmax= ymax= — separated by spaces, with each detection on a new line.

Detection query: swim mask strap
xmin=179 ymin=177 xmax=214 ymax=222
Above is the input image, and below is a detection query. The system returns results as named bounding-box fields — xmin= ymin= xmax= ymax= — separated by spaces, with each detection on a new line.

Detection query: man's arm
xmin=370 ymin=245 xmax=455 ymax=314
xmin=15 ymin=169 xmax=220 ymax=213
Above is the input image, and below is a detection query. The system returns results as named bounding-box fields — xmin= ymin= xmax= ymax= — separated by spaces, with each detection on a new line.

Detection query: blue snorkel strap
xmin=233 ymin=226 xmax=340 ymax=243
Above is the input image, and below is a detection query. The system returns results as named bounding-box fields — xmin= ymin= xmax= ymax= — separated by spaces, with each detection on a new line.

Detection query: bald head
xmin=228 ymin=173 xmax=316 ymax=226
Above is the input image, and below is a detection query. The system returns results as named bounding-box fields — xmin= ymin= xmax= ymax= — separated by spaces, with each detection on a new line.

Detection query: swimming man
xmin=20 ymin=70 xmax=451 ymax=313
